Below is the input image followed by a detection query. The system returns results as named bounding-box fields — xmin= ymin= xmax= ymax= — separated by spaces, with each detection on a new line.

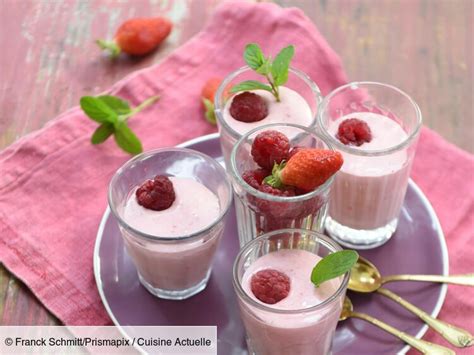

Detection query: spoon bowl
xmin=339 ymin=296 xmax=354 ymax=321
xmin=348 ymin=256 xmax=382 ymax=292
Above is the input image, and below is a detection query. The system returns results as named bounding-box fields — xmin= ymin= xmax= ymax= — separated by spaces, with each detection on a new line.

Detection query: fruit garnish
xmin=251 ymin=269 xmax=291 ymax=304
xmin=242 ymin=169 xmax=270 ymax=190
xmin=288 ymin=146 xmax=305 ymax=159
xmin=136 ymin=175 xmax=175 ymax=211
xmin=201 ymin=78 xmax=230 ymax=125
xmin=230 ymin=43 xmax=295 ymax=102
xmin=336 ymin=118 xmax=372 ymax=146
xmin=229 ymin=92 xmax=269 ymax=122
xmin=264 ymin=149 xmax=343 ymax=191
xmin=311 ymin=250 xmax=358 ymax=287
xmin=251 ymin=130 xmax=290 ymax=170
xmin=96 ymin=17 xmax=172 ymax=58
xmin=80 ymin=94 xmax=159 ymax=154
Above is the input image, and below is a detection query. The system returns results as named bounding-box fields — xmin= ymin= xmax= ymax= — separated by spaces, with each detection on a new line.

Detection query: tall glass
xmin=108 ymin=148 xmax=233 ymax=300
xmin=233 ymin=229 xmax=349 ymax=355
xmin=318 ymin=82 xmax=422 ymax=249
xmin=215 ymin=66 xmax=322 ymax=168
xmin=230 ymin=123 xmax=334 ymax=247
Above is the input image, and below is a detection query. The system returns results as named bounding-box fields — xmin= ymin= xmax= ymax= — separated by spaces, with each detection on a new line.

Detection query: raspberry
xmin=251 ymin=269 xmax=291 ymax=304
xmin=242 ymin=169 xmax=270 ymax=189
xmin=251 ymin=130 xmax=290 ymax=170
xmin=229 ymin=92 xmax=268 ymax=122
xmin=336 ymin=118 xmax=372 ymax=146
xmin=258 ymin=184 xmax=295 ymax=197
xmin=136 ymin=175 xmax=175 ymax=211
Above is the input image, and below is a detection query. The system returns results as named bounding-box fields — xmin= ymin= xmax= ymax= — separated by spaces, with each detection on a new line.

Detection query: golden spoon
xmin=349 ymin=256 xmax=474 ymax=348
xmin=340 ymin=296 xmax=455 ymax=354
xmin=351 ymin=256 xmax=474 ymax=292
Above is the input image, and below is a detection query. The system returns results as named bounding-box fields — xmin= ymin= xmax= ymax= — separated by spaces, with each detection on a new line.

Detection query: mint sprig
xmin=230 ymin=43 xmax=295 ymax=102
xmin=80 ymin=94 xmax=160 ymax=154
xmin=311 ymin=250 xmax=359 ymax=287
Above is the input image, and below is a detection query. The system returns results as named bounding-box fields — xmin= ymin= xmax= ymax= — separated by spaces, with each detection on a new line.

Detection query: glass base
xmin=138 ymin=269 xmax=211 ymax=300
xmin=325 ymin=216 xmax=398 ymax=250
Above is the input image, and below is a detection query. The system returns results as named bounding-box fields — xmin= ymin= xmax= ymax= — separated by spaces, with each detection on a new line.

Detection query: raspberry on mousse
xmin=136 ymin=175 xmax=175 ymax=211
xmin=250 ymin=269 xmax=291 ymax=304
xmin=251 ymin=130 xmax=290 ymax=170
xmin=336 ymin=118 xmax=372 ymax=146
xmin=229 ymin=92 xmax=269 ymax=123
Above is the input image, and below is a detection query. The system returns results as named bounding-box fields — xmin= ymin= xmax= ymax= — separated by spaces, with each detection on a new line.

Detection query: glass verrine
xmin=318 ymin=82 xmax=422 ymax=249
xmin=215 ymin=66 xmax=322 ymax=168
xmin=230 ymin=123 xmax=335 ymax=247
xmin=233 ymin=229 xmax=349 ymax=355
xmin=108 ymin=148 xmax=232 ymax=300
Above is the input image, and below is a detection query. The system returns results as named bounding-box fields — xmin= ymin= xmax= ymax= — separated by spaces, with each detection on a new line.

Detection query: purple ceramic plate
xmin=94 ymin=133 xmax=448 ymax=355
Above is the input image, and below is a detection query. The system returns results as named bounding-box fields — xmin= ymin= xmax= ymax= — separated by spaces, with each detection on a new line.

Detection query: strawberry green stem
xmin=263 ymin=161 xmax=285 ymax=188
xmin=96 ymin=39 xmax=121 ymax=59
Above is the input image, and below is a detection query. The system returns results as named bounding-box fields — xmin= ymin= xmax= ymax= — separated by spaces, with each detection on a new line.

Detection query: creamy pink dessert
xmin=328 ymin=112 xmax=410 ymax=230
xmin=122 ymin=177 xmax=223 ymax=292
xmin=239 ymin=249 xmax=343 ymax=355
xmin=219 ymin=86 xmax=313 ymax=164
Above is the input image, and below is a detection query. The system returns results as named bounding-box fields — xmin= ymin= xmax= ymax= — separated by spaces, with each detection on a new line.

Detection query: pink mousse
xmin=328 ymin=112 xmax=410 ymax=229
xmin=121 ymin=177 xmax=222 ymax=291
xmin=239 ymin=249 xmax=343 ymax=355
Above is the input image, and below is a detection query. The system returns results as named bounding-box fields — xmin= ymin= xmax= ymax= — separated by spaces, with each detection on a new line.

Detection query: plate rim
xmin=93 ymin=133 xmax=449 ymax=355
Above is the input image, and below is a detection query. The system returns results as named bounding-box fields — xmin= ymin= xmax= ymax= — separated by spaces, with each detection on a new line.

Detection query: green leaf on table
xmin=244 ymin=43 xmax=266 ymax=70
xmin=91 ymin=123 xmax=115 ymax=144
xmin=114 ymin=123 xmax=143 ymax=155
xmin=97 ymin=95 xmax=131 ymax=115
xmin=202 ymin=98 xmax=216 ymax=125
xmin=80 ymin=96 xmax=117 ymax=123
xmin=230 ymin=80 xmax=273 ymax=94
xmin=271 ymin=45 xmax=294 ymax=86
xmin=311 ymin=250 xmax=359 ymax=287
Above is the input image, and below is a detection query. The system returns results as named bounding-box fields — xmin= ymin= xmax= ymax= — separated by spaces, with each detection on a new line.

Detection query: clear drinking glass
xmin=233 ymin=229 xmax=349 ymax=355
xmin=229 ymin=123 xmax=335 ymax=247
xmin=108 ymin=148 xmax=232 ymax=300
xmin=214 ymin=66 xmax=322 ymax=168
xmin=318 ymin=82 xmax=422 ymax=249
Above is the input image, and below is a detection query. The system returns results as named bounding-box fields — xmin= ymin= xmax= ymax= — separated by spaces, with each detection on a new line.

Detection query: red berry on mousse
xmin=336 ymin=118 xmax=372 ymax=146
xmin=136 ymin=175 xmax=175 ymax=211
xmin=251 ymin=130 xmax=290 ymax=170
xmin=230 ymin=92 xmax=269 ymax=123
xmin=251 ymin=269 xmax=291 ymax=304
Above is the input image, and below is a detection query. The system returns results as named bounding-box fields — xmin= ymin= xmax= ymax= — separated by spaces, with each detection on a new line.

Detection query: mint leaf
xmin=311 ymin=250 xmax=359 ymax=287
xmin=97 ymin=96 xmax=131 ymax=115
xmin=271 ymin=45 xmax=294 ymax=86
xmin=244 ymin=43 xmax=266 ymax=70
xmin=91 ymin=123 xmax=114 ymax=144
xmin=114 ymin=123 xmax=143 ymax=154
xmin=80 ymin=96 xmax=117 ymax=123
xmin=230 ymin=80 xmax=273 ymax=93
xmin=256 ymin=59 xmax=271 ymax=75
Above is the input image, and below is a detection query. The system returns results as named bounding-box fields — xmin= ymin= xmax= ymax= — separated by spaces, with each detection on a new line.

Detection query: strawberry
xmin=97 ymin=17 xmax=172 ymax=58
xmin=201 ymin=78 xmax=231 ymax=125
xmin=265 ymin=149 xmax=343 ymax=191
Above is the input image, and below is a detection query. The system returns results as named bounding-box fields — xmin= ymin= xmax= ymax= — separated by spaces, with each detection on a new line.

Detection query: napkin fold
xmin=0 ymin=0 xmax=472 ymax=350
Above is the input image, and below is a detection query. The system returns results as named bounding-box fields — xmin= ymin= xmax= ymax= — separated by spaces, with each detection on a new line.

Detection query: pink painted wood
xmin=0 ymin=0 xmax=472 ymax=335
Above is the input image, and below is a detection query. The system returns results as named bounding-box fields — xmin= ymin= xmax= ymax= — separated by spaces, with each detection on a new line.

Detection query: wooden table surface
xmin=0 ymin=0 xmax=472 ymax=326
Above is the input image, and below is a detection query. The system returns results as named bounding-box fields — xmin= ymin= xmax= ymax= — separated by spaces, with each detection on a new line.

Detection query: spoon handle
xmin=377 ymin=287 xmax=474 ymax=348
xmin=350 ymin=311 xmax=455 ymax=354
xmin=381 ymin=273 xmax=474 ymax=286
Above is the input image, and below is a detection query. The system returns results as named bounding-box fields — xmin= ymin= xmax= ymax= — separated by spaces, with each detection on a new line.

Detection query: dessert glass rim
xmin=230 ymin=123 xmax=335 ymax=202
xmin=232 ymin=228 xmax=350 ymax=315
xmin=318 ymin=81 xmax=423 ymax=157
xmin=214 ymin=65 xmax=323 ymax=140
xmin=108 ymin=147 xmax=233 ymax=243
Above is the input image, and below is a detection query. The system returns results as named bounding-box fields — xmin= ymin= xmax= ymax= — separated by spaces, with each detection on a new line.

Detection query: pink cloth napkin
xmin=0 ymin=0 xmax=472 ymax=350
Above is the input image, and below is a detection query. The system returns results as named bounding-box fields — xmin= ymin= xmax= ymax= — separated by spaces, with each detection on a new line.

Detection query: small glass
xmin=108 ymin=148 xmax=232 ymax=300
xmin=230 ymin=123 xmax=335 ymax=247
xmin=233 ymin=229 xmax=349 ymax=355
xmin=215 ymin=66 xmax=322 ymax=168
xmin=318 ymin=82 xmax=422 ymax=249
